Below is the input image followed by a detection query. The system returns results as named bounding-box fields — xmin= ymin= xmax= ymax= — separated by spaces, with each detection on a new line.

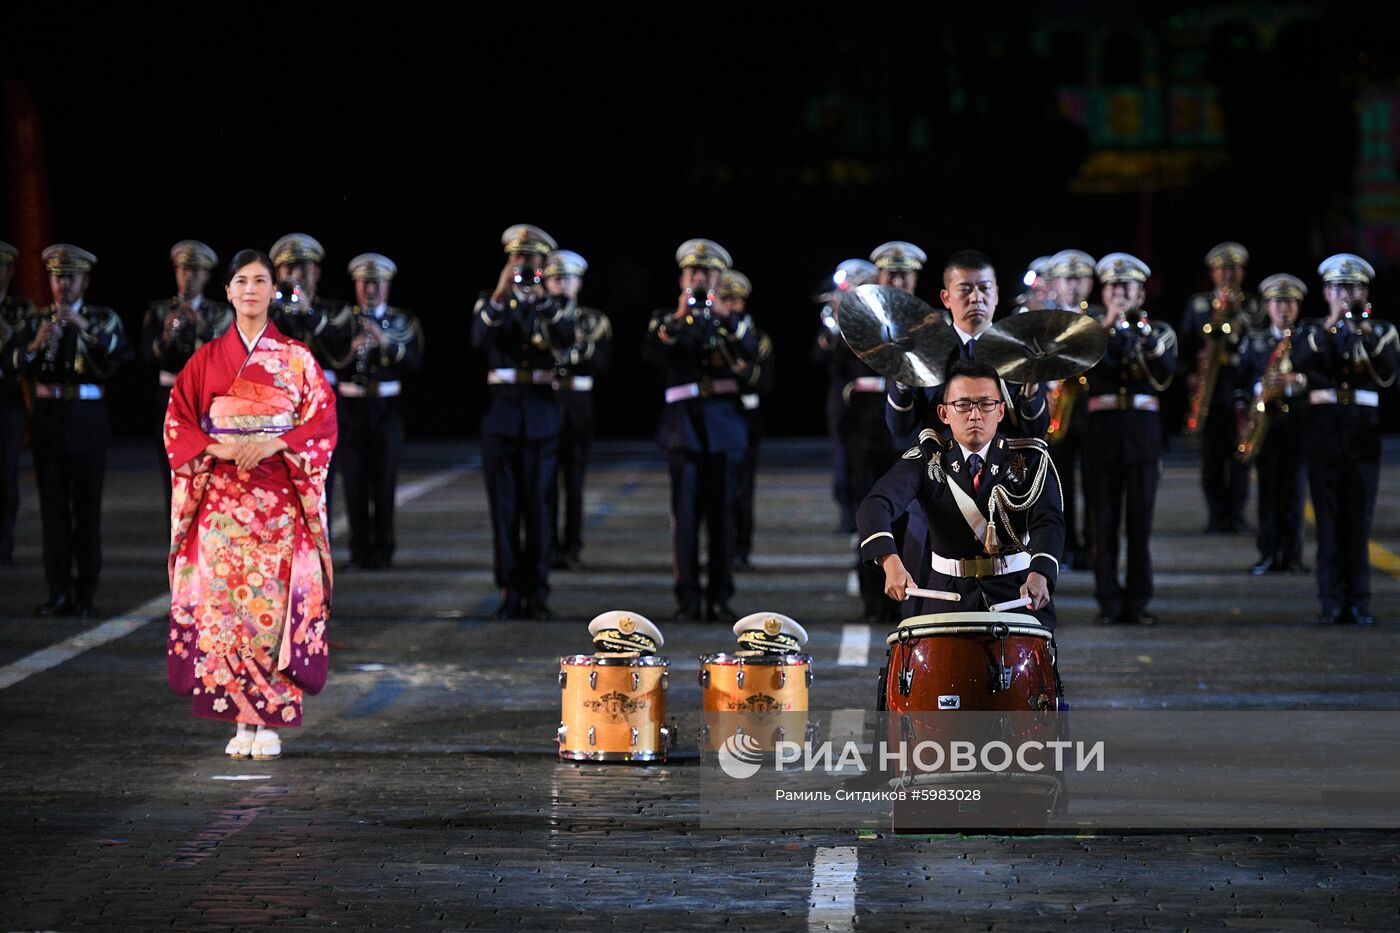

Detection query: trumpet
xmin=43 ymin=307 xmax=66 ymax=365
xmin=1185 ymin=288 xmax=1241 ymax=437
xmin=1236 ymin=329 xmax=1293 ymax=463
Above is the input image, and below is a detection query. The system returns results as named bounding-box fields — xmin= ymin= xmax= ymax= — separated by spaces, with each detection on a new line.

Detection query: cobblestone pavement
xmin=2 ymin=440 xmax=1399 ymax=930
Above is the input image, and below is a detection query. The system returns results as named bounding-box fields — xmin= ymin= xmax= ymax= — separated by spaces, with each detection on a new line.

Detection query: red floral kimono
xmin=164 ymin=322 xmax=337 ymax=727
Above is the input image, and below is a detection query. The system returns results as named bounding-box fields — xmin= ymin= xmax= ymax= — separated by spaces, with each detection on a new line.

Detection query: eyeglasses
xmin=945 ymin=397 xmax=1003 ymax=413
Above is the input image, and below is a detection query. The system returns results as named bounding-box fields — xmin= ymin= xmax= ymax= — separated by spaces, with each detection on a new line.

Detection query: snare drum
xmin=698 ymin=652 xmax=814 ymax=751
xmin=557 ymin=654 xmax=675 ymax=762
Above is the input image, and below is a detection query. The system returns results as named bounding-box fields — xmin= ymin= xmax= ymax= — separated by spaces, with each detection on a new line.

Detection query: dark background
xmin=5 ymin=2 xmax=1399 ymax=440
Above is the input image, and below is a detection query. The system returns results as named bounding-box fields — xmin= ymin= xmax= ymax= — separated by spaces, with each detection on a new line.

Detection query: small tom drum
xmin=558 ymin=654 xmax=674 ymax=762
xmin=699 ymin=651 xmax=814 ymax=751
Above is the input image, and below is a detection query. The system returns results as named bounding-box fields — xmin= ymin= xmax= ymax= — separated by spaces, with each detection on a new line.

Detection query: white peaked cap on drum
xmin=869 ymin=240 xmax=926 ymax=272
xmin=1317 ymin=253 xmax=1375 ymax=285
xmin=588 ymin=610 xmax=664 ymax=654
xmin=1096 ymin=252 xmax=1151 ymax=284
xmin=733 ymin=612 xmax=809 ymax=654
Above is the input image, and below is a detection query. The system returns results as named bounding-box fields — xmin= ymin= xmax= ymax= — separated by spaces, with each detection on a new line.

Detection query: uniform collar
xmin=956 ymin=440 xmax=992 ymax=463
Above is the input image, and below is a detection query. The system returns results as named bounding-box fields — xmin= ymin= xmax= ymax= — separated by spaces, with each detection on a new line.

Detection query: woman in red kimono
xmin=164 ymin=249 xmax=337 ymax=760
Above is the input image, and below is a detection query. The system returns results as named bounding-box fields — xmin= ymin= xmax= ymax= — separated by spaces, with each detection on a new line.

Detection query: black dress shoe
xmin=1092 ymin=612 xmax=1118 ymax=626
xmin=1314 ymin=608 xmax=1346 ymax=626
xmin=1350 ymin=607 xmax=1376 ymax=626
xmin=529 ymin=602 xmax=554 ymax=621
xmin=493 ymin=595 xmax=523 ymax=620
xmin=36 ymin=594 xmax=73 ymax=617
xmin=1250 ymin=556 xmax=1275 ymax=575
xmin=76 ymin=604 xmax=102 ymax=619
xmin=1280 ymin=558 xmax=1310 ymax=574
xmin=1128 ymin=609 xmax=1158 ymax=626
xmin=674 ymin=604 xmax=702 ymax=622
xmin=706 ymin=602 xmax=738 ymax=624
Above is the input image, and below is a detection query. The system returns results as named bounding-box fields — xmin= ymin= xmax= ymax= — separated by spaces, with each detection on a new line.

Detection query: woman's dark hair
xmin=225 ymin=249 xmax=276 ymax=286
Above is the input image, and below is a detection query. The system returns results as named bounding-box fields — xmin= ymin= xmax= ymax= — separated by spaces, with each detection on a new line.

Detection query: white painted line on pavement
xmin=837 ymin=624 xmax=870 ymax=667
xmin=0 ymin=464 xmax=470 ymax=692
xmin=845 ymin=571 xmax=859 ymax=597
xmin=808 ymin=845 xmax=858 ymax=931
xmin=211 ymin=774 xmax=273 ymax=781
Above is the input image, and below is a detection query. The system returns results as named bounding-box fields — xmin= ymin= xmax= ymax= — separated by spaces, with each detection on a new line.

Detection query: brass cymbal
xmin=977 ymin=308 xmax=1108 ymax=383
xmin=837 ymin=284 xmax=959 ymax=387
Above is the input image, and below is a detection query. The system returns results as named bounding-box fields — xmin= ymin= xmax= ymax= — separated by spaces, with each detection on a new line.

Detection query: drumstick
xmin=905 ymin=586 xmax=961 ymax=603
xmin=990 ymin=596 xmax=1033 ymax=612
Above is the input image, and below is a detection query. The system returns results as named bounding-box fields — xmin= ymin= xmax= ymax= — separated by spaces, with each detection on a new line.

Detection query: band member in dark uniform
xmin=1180 ymin=242 xmax=1261 ymax=533
xmin=472 ymin=225 xmax=574 ymax=620
xmin=1043 ymin=249 xmax=1098 ymax=568
xmin=0 ymin=241 xmax=36 ymax=566
xmin=332 ymin=253 xmax=423 ymax=570
xmin=721 ymin=269 xmax=771 ymax=572
xmin=1293 ymin=254 xmax=1398 ymax=626
xmin=141 ymin=240 xmax=233 ymax=510
xmin=1083 ymin=253 xmax=1178 ymax=626
xmin=15 ymin=245 xmax=131 ymax=616
xmin=642 ymin=238 xmax=758 ymax=622
xmin=814 ymin=259 xmax=878 ymax=534
xmin=1236 ymin=274 xmax=1310 ymax=576
xmin=545 ymin=249 xmax=610 ymax=571
xmin=858 ymin=359 xmax=1064 ymax=628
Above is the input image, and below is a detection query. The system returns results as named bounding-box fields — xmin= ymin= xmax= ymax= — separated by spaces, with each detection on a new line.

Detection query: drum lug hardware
xmin=806 ymin=668 xmax=814 ymax=688
xmin=737 ymin=669 xmax=746 ymax=689
xmin=558 ymin=670 xmax=567 ymax=689
xmin=897 ymin=627 xmax=911 ymax=644
xmin=630 ymin=727 xmax=640 ymax=747
xmin=775 ymin=725 xmax=786 ymax=743
xmin=661 ymin=720 xmax=678 ymax=749
xmin=587 ymin=726 xmax=596 ymax=746
xmin=778 ymin=668 xmax=787 ymax=688
xmin=589 ymin=670 xmax=598 ymax=691
xmin=700 ymin=669 xmax=710 ymax=689
xmin=805 ymin=719 xmax=819 ymax=744
xmin=631 ymin=671 xmax=641 ymax=692
xmin=990 ymin=663 xmax=1012 ymax=693
xmin=662 ymin=670 xmax=669 ymax=691
xmin=556 ymin=722 xmax=566 ymax=744
xmin=898 ymin=668 xmax=913 ymax=696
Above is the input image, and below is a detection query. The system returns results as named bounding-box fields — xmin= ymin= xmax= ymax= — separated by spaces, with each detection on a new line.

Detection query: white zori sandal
xmin=225 ymin=731 xmax=255 ymax=758
xmin=251 ymin=729 xmax=282 ymax=760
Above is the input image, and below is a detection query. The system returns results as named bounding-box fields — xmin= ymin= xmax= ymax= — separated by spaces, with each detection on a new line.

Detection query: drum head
xmin=889 ymin=612 xmax=1049 ymax=645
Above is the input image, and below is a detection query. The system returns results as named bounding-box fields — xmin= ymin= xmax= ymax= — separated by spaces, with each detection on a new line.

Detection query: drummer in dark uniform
xmin=814 ymin=258 xmax=879 ymax=534
xmin=545 ymin=249 xmax=611 ymax=571
xmin=1083 ymin=253 xmax=1178 ymax=626
xmin=0 ymin=241 xmax=36 ymax=566
xmin=858 ymin=359 xmax=1065 ymax=629
xmin=1236 ymin=273 xmax=1310 ymax=576
xmin=472 ymin=224 xmax=575 ymax=620
xmin=642 ymin=238 xmax=758 ymax=622
xmin=333 ymin=252 xmax=424 ymax=570
xmin=141 ymin=240 xmax=233 ymax=509
xmin=720 ymin=269 xmax=771 ymax=572
xmin=1180 ymin=242 xmax=1261 ymax=533
xmin=15 ymin=245 xmax=131 ymax=616
xmin=1292 ymin=254 xmax=1398 ymax=626
xmin=1044 ymin=248 xmax=1098 ymax=568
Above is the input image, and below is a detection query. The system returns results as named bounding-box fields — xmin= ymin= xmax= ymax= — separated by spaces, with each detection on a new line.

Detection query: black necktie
xmin=963 ymin=338 xmax=977 ymax=360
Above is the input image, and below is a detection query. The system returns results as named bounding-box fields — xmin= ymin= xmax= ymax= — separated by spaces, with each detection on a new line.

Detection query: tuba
xmin=1045 ymin=375 xmax=1087 ymax=442
xmin=1185 ymin=288 xmax=1241 ymax=436
xmin=1235 ymin=329 xmax=1292 ymax=464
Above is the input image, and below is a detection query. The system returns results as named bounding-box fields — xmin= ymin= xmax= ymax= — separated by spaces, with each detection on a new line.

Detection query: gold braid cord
xmin=986 ymin=441 xmax=1061 ymax=556
xmin=1356 ymin=323 xmax=1398 ymax=389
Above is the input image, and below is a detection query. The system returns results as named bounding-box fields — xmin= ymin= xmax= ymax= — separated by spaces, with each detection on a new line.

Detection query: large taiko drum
xmin=698 ymin=652 xmax=815 ymax=751
xmin=557 ymin=654 xmax=675 ymax=762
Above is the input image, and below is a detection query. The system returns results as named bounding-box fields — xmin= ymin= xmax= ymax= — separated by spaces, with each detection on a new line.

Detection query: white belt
xmin=930 ymin=550 xmax=1031 ymax=578
xmin=35 ymin=383 xmax=104 ymax=401
xmin=849 ymin=376 xmax=886 ymax=393
xmin=488 ymin=368 xmax=555 ymax=386
xmin=158 ymin=370 xmax=178 ymax=388
xmin=338 ymin=380 xmax=401 ymax=398
xmin=1087 ymin=393 xmax=1159 ymax=413
xmin=1309 ymin=388 xmax=1379 ymax=407
xmin=557 ymin=375 xmax=594 ymax=391
xmin=741 ymin=393 xmax=760 ymax=410
xmin=665 ymin=378 xmax=739 ymax=403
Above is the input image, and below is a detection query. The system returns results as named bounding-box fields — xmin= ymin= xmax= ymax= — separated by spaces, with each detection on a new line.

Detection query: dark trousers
xmin=666 ymin=448 xmax=739 ymax=610
xmin=734 ymin=433 xmax=760 ymax=562
xmin=555 ymin=416 xmax=590 ymax=560
xmin=483 ymin=431 xmax=558 ymax=603
xmin=31 ymin=398 xmax=109 ymax=605
xmin=1308 ymin=455 xmax=1380 ymax=614
xmin=831 ymin=437 xmax=853 ymax=531
xmin=849 ymin=444 xmax=899 ymax=618
xmin=338 ymin=395 xmax=404 ymax=565
xmin=1049 ymin=433 xmax=1089 ymax=555
xmin=0 ymin=401 xmax=23 ymax=561
xmin=1084 ymin=456 xmax=1160 ymax=615
xmin=1201 ymin=408 xmax=1249 ymax=527
xmin=1254 ymin=424 xmax=1305 ymax=564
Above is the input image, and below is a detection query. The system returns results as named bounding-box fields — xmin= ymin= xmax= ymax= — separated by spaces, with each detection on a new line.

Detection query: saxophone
xmin=1045 ymin=375 xmax=1087 ymax=442
xmin=1235 ymin=329 xmax=1292 ymax=464
xmin=1185 ymin=288 xmax=1240 ymax=436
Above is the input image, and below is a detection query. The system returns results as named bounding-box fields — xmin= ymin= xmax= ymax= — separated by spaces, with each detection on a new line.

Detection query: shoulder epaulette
xmin=902 ymin=445 xmax=922 ymax=460
xmin=917 ymin=427 xmax=950 ymax=449
xmin=1006 ymin=436 xmax=1049 ymax=453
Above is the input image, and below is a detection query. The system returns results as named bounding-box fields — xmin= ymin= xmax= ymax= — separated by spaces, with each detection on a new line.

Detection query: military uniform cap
xmin=501 ymin=224 xmax=557 ymax=256
xmin=544 ymin=250 xmax=588 ymax=278
xmin=1258 ymin=273 xmax=1307 ymax=302
xmin=270 ymin=233 xmax=325 ymax=266
xmin=0 ymin=241 xmax=17 ymax=264
xmin=587 ymin=610 xmax=664 ymax=655
xmin=719 ymin=269 xmax=752 ymax=299
xmin=870 ymin=240 xmax=926 ymax=272
xmin=1205 ymin=241 xmax=1249 ymax=268
xmin=1023 ymin=256 xmax=1052 ymax=287
xmin=675 ymin=238 xmax=732 ymax=271
xmin=1048 ymin=249 xmax=1096 ymax=279
xmin=833 ymin=258 xmax=878 ymax=291
xmin=348 ymin=253 xmax=398 ymax=281
xmin=1096 ymin=252 xmax=1151 ymax=284
xmin=733 ymin=612 xmax=809 ymax=655
xmin=1317 ymin=253 xmax=1375 ymax=285
xmin=170 ymin=240 xmax=218 ymax=270
xmin=42 ymin=243 xmax=98 ymax=274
